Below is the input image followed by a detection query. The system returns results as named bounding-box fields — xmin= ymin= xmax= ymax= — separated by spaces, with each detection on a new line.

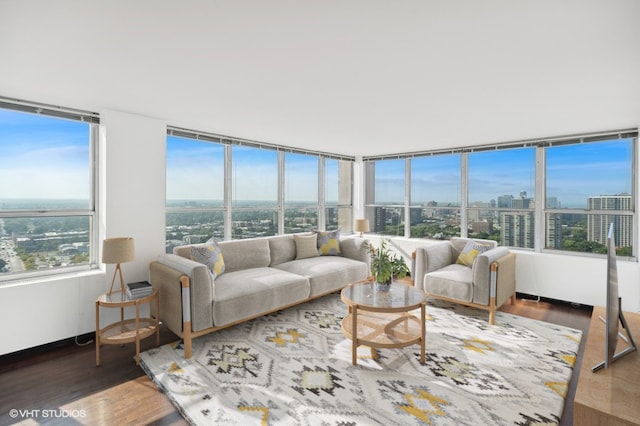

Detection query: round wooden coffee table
xmin=340 ymin=280 xmax=427 ymax=365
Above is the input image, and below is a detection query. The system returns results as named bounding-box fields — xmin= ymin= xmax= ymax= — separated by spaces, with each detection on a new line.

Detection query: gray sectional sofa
xmin=149 ymin=233 xmax=370 ymax=358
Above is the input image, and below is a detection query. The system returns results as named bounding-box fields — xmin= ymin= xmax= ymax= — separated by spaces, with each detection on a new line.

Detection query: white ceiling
xmin=1 ymin=0 xmax=639 ymax=157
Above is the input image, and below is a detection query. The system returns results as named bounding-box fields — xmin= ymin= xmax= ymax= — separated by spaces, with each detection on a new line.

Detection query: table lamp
xmin=102 ymin=237 xmax=135 ymax=295
xmin=355 ymin=219 xmax=370 ymax=237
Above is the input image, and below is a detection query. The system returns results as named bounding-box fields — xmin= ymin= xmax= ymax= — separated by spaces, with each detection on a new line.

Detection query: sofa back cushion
xmin=219 ymin=238 xmax=271 ymax=272
xmin=268 ymin=234 xmax=297 ymax=266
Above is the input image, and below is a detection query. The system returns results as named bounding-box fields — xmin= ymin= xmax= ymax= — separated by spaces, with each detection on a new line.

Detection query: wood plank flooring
xmin=0 ymin=294 xmax=592 ymax=425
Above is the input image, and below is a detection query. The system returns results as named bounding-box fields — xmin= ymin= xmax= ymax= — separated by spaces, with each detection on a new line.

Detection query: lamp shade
xmin=355 ymin=219 xmax=370 ymax=233
xmin=102 ymin=237 xmax=135 ymax=264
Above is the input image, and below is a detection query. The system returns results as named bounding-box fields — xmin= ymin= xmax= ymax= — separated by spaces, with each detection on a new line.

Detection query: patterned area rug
xmin=140 ymin=294 xmax=582 ymax=425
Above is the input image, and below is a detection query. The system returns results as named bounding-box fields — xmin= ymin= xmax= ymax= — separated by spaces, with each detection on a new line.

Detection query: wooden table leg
xmin=95 ymin=300 xmax=100 ymax=366
xmin=135 ymin=302 xmax=141 ymax=366
xmin=155 ymin=294 xmax=160 ymax=346
xmin=352 ymin=305 xmax=358 ymax=365
xmin=420 ymin=302 xmax=426 ymax=365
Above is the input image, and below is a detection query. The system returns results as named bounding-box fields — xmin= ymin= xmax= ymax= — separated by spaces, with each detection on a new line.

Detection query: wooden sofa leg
xmin=183 ymin=322 xmax=193 ymax=359
xmin=180 ymin=275 xmax=193 ymax=359
xmin=489 ymin=296 xmax=497 ymax=325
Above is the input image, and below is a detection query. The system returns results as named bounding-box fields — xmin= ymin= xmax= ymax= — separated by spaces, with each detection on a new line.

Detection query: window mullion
xmin=461 ymin=153 xmax=468 ymax=239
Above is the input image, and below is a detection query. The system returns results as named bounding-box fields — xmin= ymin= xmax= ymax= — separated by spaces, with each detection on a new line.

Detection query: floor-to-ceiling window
xmin=545 ymin=137 xmax=634 ymax=256
xmin=410 ymin=154 xmax=461 ymax=239
xmin=232 ymin=145 xmax=279 ymax=239
xmin=165 ymin=128 xmax=354 ymax=249
xmin=165 ymin=134 xmax=225 ymax=252
xmin=364 ymin=129 xmax=637 ymax=258
xmin=365 ymin=158 xmax=406 ymax=237
xmin=0 ymin=99 xmax=99 ymax=280
xmin=325 ymin=158 xmax=353 ymax=231
xmin=284 ymin=152 xmax=318 ymax=234
xmin=467 ymin=147 xmax=536 ymax=248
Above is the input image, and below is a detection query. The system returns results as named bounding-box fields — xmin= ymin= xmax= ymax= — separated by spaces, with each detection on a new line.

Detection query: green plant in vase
xmin=367 ymin=239 xmax=402 ymax=290
xmin=392 ymin=255 xmax=410 ymax=280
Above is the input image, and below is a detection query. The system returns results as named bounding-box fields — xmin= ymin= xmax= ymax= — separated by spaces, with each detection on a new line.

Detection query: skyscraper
xmin=587 ymin=194 xmax=632 ymax=247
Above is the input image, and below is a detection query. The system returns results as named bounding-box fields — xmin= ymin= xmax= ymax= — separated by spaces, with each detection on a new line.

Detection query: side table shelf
xmin=95 ymin=288 xmax=160 ymax=366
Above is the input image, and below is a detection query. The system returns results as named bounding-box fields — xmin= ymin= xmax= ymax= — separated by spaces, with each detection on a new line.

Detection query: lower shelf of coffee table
xmin=341 ymin=311 xmax=423 ymax=348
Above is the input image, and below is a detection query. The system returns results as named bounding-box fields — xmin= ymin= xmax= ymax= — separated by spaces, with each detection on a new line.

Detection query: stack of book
xmin=126 ymin=281 xmax=153 ymax=299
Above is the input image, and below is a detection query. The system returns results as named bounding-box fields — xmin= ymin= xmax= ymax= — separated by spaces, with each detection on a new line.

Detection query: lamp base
xmin=107 ymin=263 xmax=126 ymax=296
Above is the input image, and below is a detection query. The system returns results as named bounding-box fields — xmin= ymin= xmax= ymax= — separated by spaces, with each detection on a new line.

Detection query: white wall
xmin=0 ymin=110 xmax=167 ymax=356
xmin=100 ymin=109 xmax=167 ymax=284
xmin=514 ymin=251 xmax=639 ymax=312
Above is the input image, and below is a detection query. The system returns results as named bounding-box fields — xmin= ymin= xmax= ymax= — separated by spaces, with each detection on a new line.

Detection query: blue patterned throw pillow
xmin=315 ymin=229 xmax=341 ymax=256
xmin=190 ymin=238 xmax=225 ymax=278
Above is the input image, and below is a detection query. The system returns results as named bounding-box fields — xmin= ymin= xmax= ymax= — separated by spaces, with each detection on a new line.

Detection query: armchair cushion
xmin=424 ymin=263 xmax=473 ymax=302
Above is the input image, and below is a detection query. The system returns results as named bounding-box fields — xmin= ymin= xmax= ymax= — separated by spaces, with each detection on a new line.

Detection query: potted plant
xmin=367 ymin=239 xmax=409 ymax=290
xmin=392 ymin=254 xmax=410 ymax=281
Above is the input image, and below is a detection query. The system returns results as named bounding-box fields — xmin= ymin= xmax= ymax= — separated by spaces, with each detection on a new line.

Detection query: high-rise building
xmin=374 ymin=206 xmax=386 ymax=232
xmin=497 ymin=195 xmax=513 ymax=208
xmin=512 ymin=191 xmax=533 ymax=209
xmin=546 ymin=213 xmax=562 ymax=249
xmin=500 ymin=211 xmax=534 ymax=248
xmin=587 ymin=194 xmax=632 ymax=247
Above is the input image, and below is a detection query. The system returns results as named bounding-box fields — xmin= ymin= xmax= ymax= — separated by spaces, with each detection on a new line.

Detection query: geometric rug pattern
xmin=140 ymin=293 xmax=582 ymax=425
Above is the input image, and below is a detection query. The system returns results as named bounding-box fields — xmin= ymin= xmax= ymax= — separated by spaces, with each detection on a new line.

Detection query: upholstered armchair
xmin=412 ymin=237 xmax=516 ymax=324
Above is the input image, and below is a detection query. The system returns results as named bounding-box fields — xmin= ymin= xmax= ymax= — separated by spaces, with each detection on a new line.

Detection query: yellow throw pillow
xmin=315 ymin=229 xmax=341 ymax=256
xmin=456 ymin=240 xmax=492 ymax=267
xmin=190 ymin=237 xmax=225 ymax=278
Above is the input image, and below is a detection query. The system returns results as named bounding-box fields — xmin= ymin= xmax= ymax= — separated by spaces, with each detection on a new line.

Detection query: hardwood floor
xmin=0 ymin=294 xmax=592 ymax=425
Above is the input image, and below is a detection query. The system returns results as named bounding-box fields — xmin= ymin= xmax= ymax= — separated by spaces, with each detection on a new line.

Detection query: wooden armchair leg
xmin=183 ymin=322 xmax=193 ymax=359
xmin=489 ymin=296 xmax=497 ymax=325
xmin=510 ymin=293 xmax=517 ymax=305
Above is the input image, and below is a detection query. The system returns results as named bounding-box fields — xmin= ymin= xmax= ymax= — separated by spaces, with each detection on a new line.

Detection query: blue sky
xmin=0 ymin=108 xmax=90 ymax=201
xmin=167 ymin=136 xmax=322 ymax=203
xmin=375 ymin=140 xmax=633 ymax=208
xmin=2 ymin=108 xmax=633 ymax=209
xmin=546 ymin=140 xmax=632 ymax=208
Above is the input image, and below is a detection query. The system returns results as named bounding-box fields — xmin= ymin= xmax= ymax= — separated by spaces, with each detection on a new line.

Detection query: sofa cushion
xmin=294 ymin=234 xmax=319 ymax=260
xmin=219 ymin=238 xmax=270 ymax=272
xmin=211 ymin=267 xmax=310 ymax=326
xmin=189 ymin=238 xmax=225 ymax=278
xmin=456 ymin=240 xmax=493 ymax=267
xmin=424 ymin=264 xmax=473 ymax=302
xmin=269 ymin=235 xmax=296 ymax=266
xmin=315 ymin=229 xmax=341 ymax=256
xmin=274 ymin=256 xmax=369 ymax=297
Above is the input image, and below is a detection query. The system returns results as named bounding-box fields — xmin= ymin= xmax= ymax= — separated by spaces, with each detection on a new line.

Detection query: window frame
xmin=0 ymin=98 xmax=99 ymax=281
xmin=364 ymin=129 xmax=638 ymax=260
xmin=165 ymin=127 xmax=354 ymax=249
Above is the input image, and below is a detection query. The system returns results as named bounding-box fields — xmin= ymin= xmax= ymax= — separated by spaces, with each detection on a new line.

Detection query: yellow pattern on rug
xmin=398 ymin=389 xmax=450 ymax=424
xmin=268 ymin=329 xmax=305 ymax=346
